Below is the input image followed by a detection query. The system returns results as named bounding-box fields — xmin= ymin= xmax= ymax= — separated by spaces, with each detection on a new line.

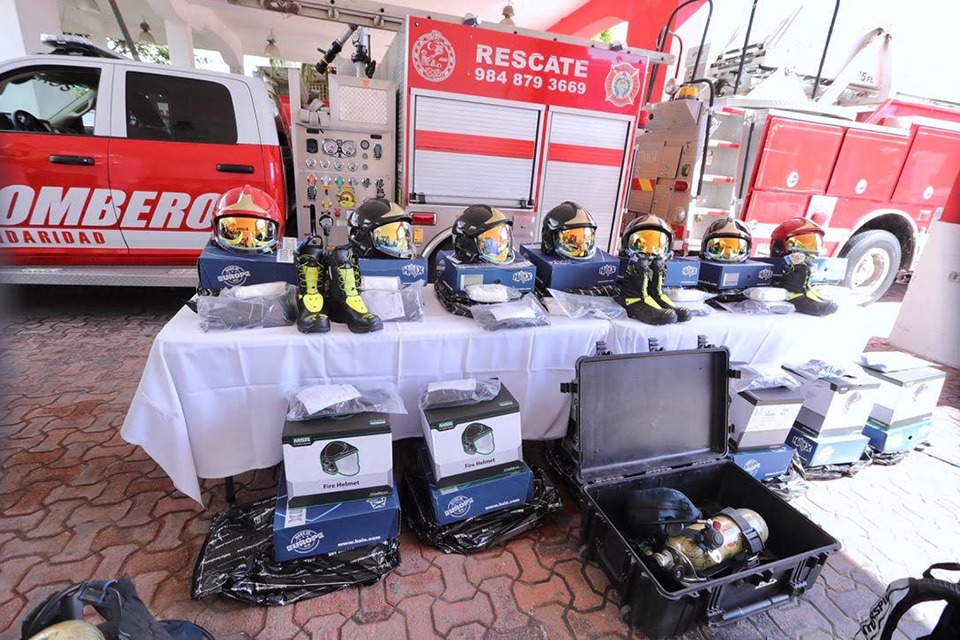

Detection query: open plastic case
xmin=561 ymin=348 xmax=840 ymax=639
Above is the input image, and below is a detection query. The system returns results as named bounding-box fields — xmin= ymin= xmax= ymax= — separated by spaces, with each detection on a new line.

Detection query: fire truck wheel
xmin=840 ymin=229 xmax=901 ymax=304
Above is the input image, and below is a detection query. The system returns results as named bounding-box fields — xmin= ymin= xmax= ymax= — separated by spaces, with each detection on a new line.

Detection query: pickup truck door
xmin=109 ymin=66 xmax=272 ymax=263
xmin=0 ymin=61 xmax=126 ymax=264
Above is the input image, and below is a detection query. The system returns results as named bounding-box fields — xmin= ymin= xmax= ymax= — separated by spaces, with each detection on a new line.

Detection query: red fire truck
xmin=630 ymin=4 xmax=960 ymax=302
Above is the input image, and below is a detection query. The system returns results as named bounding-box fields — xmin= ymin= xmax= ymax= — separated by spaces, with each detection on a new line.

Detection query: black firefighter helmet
xmin=541 ymin=201 xmax=598 ymax=260
xmin=452 ymin=205 xmax=515 ymax=264
xmin=349 ymin=198 xmax=416 ymax=259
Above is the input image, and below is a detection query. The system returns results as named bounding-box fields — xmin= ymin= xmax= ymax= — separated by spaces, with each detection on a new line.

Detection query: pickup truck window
xmin=125 ymin=71 xmax=237 ymax=144
xmin=0 ymin=65 xmax=99 ymax=135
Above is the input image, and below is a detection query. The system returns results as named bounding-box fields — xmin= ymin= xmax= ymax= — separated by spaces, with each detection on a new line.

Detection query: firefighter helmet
xmin=212 ymin=185 xmax=284 ymax=254
xmin=452 ymin=205 xmax=515 ymax=264
xmin=621 ymin=214 xmax=673 ymax=259
xmin=349 ymin=198 xmax=416 ymax=259
xmin=770 ymin=217 xmax=825 ymax=258
xmin=541 ymin=201 xmax=598 ymax=260
xmin=701 ymin=218 xmax=752 ymax=263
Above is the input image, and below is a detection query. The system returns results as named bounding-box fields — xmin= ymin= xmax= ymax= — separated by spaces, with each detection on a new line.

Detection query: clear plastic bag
xmin=418 ymin=378 xmax=501 ymax=410
xmin=858 ymin=351 xmax=931 ymax=373
xmin=361 ymin=285 xmax=424 ymax=322
xmin=787 ymin=359 xmax=855 ymax=380
xmin=547 ymin=289 xmax=626 ymax=320
xmin=663 ymin=288 xmax=714 ymax=317
xmin=733 ymin=364 xmax=803 ymax=393
xmin=470 ymin=294 xmax=550 ymax=331
xmin=286 ymin=383 xmax=407 ymax=420
xmin=197 ymin=283 xmax=297 ymax=331
xmin=722 ymin=299 xmax=796 ymax=315
xmin=465 ymin=284 xmax=523 ymax=303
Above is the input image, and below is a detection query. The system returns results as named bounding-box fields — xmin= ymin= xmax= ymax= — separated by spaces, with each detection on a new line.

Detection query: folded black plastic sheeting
xmin=191 ymin=497 xmax=399 ymax=606
xmin=401 ymin=466 xmax=562 ymax=554
xmin=804 ymin=455 xmax=873 ymax=480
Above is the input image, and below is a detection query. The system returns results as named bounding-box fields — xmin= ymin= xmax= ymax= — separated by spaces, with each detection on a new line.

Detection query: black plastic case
xmin=562 ymin=348 xmax=840 ymax=639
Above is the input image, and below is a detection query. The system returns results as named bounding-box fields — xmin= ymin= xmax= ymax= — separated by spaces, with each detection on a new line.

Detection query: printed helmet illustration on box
xmin=320 ymin=441 xmax=360 ymax=476
xmin=461 ymin=423 xmax=495 ymax=455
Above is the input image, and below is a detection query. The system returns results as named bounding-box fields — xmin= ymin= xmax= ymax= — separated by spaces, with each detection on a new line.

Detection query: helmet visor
xmin=477 ymin=223 xmax=515 ymax=264
xmin=625 ymin=228 xmax=670 ymax=258
xmin=372 ymin=220 xmax=413 ymax=257
xmin=786 ymin=232 xmax=822 ymax=255
xmin=704 ymin=236 xmax=749 ymax=262
xmin=557 ymin=227 xmax=597 ymax=260
xmin=216 ymin=216 xmax=278 ymax=252
xmin=334 ymin=451 xmax=360 ymax=476
xmin=472 ymin=431 xmax=495 ymax=455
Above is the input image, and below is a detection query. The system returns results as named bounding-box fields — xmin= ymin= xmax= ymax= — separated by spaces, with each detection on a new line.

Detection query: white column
xmin=164 ymin=18 xmax=195 ymax=68
xmin=0 ymin=0 xmax=62 ymax=62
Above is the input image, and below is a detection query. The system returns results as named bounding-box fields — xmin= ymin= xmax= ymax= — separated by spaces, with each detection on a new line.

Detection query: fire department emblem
xmin=604 ymin=61 xmax=640 ymax=107
xmin=412 ymin=30 xmax=456 ymax=82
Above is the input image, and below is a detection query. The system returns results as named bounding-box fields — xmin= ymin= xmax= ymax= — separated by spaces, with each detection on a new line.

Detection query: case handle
xmin=708 ymin=592 xmax=790 ymax=625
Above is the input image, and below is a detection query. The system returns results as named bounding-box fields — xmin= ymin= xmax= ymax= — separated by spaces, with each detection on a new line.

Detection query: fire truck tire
xmin=839 ymin=229 xmax=901 ymax=303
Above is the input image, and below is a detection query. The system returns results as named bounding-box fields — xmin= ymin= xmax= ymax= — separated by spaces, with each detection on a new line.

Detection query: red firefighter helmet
xmin=212 ymin=185 xmax=284 ymax=253
xmin=770 ymin=217 xmax=825 ymax=258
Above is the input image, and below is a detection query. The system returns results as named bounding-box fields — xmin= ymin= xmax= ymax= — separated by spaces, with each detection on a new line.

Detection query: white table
xmin=122 ymin=287 xmax=873 ymax=505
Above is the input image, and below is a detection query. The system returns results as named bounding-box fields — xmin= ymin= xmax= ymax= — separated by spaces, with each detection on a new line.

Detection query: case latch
xmin=728 ymin=369 xmax=742 ymax=379
xmin=560 ymin=382 xmax=578 ymax=394
xmin=594 ymin=340 xmax=611 ymax=356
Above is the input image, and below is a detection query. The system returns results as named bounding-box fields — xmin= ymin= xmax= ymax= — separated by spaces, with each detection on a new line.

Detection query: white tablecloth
xmin=121 ymin=287 xmax=872 ymax=504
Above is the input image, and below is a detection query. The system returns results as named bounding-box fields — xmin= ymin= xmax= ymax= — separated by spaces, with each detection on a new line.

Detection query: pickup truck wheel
xmin=839 ymin=229 xmax=901 ymax=304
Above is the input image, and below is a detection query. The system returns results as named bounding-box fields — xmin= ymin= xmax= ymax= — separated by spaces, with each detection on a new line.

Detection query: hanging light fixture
xmin=500 ymin=2 xmax=515 ymax=26
xmin=70 ymin=0 xmax=101 ymax=14
xmin=137 ymin=20 xmax=156 ymax=45
xmin=263 ymin=30 xmax=281 ymax=58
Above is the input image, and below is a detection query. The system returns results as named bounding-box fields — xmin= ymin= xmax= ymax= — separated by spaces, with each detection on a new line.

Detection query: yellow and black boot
xmin=781 ymin=259 xmax=838 ymax=316
xmin=325 ymin=245 xmax=383 ymax=333
xmin=616 ymin=258 xmax=677 ymax=325
xmin=295 ymin=237 xmax=331 ymax=334
xmin=649 ymin=258 xmax=691 ymax=322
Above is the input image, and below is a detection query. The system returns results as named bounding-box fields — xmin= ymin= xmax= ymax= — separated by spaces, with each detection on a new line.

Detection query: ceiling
xmin=59 ymin=0 xmax=592 ymax=69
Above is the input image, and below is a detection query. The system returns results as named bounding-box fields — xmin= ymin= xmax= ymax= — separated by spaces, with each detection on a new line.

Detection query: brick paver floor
xmin=1 ymin=284 xmax=958 ymax=639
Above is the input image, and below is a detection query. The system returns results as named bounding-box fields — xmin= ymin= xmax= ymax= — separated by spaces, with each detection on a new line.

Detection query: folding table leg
xmin=225 ymin=476 xmax=236 ymax=503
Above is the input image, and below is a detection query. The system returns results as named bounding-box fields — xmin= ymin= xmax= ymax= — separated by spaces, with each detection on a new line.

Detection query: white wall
xmin=889 ymin=221 xmax=960 ymax=367
xmin=674 ymin=0 xmax=960 ymax=104
xmin=0 ymin=0 xmax=61 ymax=61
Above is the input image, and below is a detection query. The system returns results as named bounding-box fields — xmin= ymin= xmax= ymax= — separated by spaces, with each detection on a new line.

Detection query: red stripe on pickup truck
xmin=548 ymin=143 xmax=623 ymax=167
xmin=415 ymin=130 xmax=535 ymax=159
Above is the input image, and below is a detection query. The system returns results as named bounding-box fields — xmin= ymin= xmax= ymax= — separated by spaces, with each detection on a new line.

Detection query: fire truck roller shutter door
xmin=538 ymin=111 xmax=632 ymax=252
xmin=411 ymin=95 xmax=541 ymax=206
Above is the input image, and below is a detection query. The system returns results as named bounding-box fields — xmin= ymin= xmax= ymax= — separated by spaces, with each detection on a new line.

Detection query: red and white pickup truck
xmin=0 ymin=36 xmax=290 ymax=286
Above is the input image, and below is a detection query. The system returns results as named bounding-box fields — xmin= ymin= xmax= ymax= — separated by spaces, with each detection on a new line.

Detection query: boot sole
xmin=346 ymin=320 xmax=383 ymax=334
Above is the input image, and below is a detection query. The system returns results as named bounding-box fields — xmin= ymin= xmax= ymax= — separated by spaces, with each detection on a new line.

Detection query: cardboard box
xmin=862 ymin=415 xmax=931 ymax=453
xmin=282 ymin=412 xmax=394 ymax=507
xmin=197 ymin=240 xmax=297 ymax=290
xmin=435 ymin=250 xmax=536 ymax=294
xmin=683 ymin=257 xmax=774 ymax=291
xmin=415 ymin=445 xmax=532 ymax=525
xmin=420 ymin=383 xmax=523 ymax=486
xmin=729 ymin=386 xmax=804 ymax=449
xmin=860 ymin=365 xmax=945 ymax=426
xmin=786 ymin=425 xmax=869 ymax=467
xmin=617 ymin=256 xmax=702 ymax=287
xmin=730 ymin=445 xmax=796 ymax=481
xmin=273 ymin=471 xmax=399 ymax=561
xmin=358 ymin=256 xmax=429 ymax=287
xmin=755 ymin=256 xmax=848 ymax=285
xmin=784 ymin=366 xmax=880 ymax=435
xmin=519 ymin=245 xmax=619 ymax=291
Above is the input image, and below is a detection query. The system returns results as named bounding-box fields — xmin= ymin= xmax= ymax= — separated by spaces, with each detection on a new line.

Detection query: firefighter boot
xmin=325 ymin=245 xmax=383 ymax=333
xmin=781 ymin=259 xmax=838 ymax=316
xmin=295 ymin=237 xmax=331 ymax=334
xmin=649 ymin=258 xmax=691 ymax=322
xmin=616 ymin=258 xmax=678 ymax=325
